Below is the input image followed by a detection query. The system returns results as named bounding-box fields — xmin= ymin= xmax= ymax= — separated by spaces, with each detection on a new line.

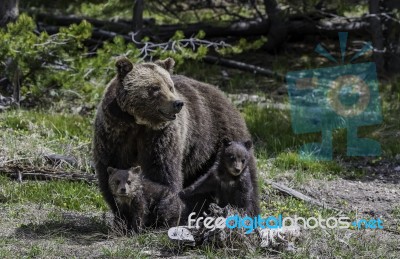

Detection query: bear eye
xmin=242 ymin=159 xmax=245 ymax=163
xmin=150 ymin=86 xmax=161 ymax=93
xmin=116 ymin=180 xmax=120 ymax=185
xmin=127 ymin=180 xmax=132 ymax=185
xmin=230 ymin=155 xmax=235 ymax=161
xmin=169 ymin=86 xmax=174 ymax=92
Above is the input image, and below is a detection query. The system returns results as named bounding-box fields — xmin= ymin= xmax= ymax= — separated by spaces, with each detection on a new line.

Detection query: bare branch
xmin=130 ymin=32 xmax=230 ymax=60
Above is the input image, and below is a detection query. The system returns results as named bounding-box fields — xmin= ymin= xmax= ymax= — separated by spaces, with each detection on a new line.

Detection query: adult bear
xmin=93 ymin=57 xmax=260 ymax=229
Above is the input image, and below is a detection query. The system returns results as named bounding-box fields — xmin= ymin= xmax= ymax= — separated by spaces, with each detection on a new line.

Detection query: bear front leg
xmin=138 ymin=132 xmax=190 ymax=224
xmin=248 ymin=158 xmax=260 ymax=215
xmin=130 ymin=197 xmax=147 ymax=233
xmin=139 ymin=135 xmax=184 ymax=192
xmin=179 ymin=171 xmax=217 ymax=198
xmin=157 ymin=192 xmax=186 ymax=227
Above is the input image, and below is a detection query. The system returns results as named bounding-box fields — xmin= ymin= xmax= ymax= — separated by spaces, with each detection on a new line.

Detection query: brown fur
xmin=180 ymin=139 xmax=259 ymax=215
xmin=93 ymin=57 xmax=260 ymax=229
xmin=108 ymin=166 xmax=184 ymax=232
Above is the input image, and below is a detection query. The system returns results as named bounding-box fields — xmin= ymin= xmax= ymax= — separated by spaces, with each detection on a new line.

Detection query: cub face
xmin=221 ymin=139 xmax=252 ymax=177
xmin=107 ymin=166 xmax=142 ymax=203
xmin=114 ymin=57 xmax=184 ymax=129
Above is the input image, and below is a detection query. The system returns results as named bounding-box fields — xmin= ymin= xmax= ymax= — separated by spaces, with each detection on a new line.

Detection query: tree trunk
xmin=262 ymin=0 xmax=288 ymax=52
xmin=132 ymin=0 xmax=144 ymax=40
xmin=382 ymin=1 xmax=400 ymax=76
xmin=368 ymin=0 xmax=385 ymax=73
xmin=1 ymin=0 xmax=20 ymax=105
xmin=0 ymin=0 xmax=19 ymax=27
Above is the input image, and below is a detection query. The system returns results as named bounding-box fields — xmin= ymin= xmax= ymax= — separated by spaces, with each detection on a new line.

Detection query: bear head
xmin=107 ymin=166 xmax=142 ymax=204
xmin=220 ymin=138 xmax=252 ymax=176
xmin=114 ymin=57 xmax=184 ymax=130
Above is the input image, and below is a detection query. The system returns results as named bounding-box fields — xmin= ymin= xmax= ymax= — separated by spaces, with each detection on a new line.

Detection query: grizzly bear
xmin=108 ymin=166 xmax=184 ymax=232
xmin=93 ymin=57 xmax=260 ymax=230
xmin=180 ymin=138 xmax=258 ymax=214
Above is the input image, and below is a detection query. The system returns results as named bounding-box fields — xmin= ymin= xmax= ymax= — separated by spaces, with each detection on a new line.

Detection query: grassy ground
xmin=1 ymin=49 xmax=400 ymax=257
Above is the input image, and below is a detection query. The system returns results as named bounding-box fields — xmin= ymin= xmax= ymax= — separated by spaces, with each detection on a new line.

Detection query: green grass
xmin=176 ymin=60 xmax=278 ymax=94
xmin=392 ymin=206 xmax=400 ymax=231
xmin=0 ymin=109 xmax=93 ymax=171
xmin=392 ymin=206 xmax=400 ymax=218
xmin=243 ymin=103 xmax=400 ymax=158
xmin=243 ymin=104 xmax=320 ymax=156
xmin=273 ymin=152 xmax=342 ymax=180
xmin=0 ymin=109 xmax=92 ymax=142
xmin=0 ymin=175 xmax=107 ymax=211
xmin=260 ymin=183 xmax=339 ymax=222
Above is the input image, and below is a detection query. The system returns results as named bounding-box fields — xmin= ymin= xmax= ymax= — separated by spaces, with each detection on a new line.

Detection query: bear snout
xmin=173 ymin=100 xmax=184 ymax=112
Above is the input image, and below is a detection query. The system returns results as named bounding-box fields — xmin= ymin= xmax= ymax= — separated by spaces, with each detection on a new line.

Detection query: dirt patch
xmin=297 ymin=158 xmax=400 ymax=231
xmin=301 ymin=178 xmax=399 ymax=228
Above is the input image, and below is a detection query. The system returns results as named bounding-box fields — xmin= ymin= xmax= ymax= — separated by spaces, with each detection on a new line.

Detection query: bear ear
xmin=107 ymin=167 xmax=117 ymax=175
xmin=221 ymin=137 xmax=232 ymax=147
xmin=244 ymin=140 xmax=253 ymax=150
xmin=129 ymin=166 xmax=141 ymax=174
xmin=115 ymin=57 xmax=133 ymax=79
xmin=155 ymin=58 xmax=175 ymax=73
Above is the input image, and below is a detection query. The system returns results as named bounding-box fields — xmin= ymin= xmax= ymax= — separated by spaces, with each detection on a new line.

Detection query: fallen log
xmin=37 ymin=23 xmax=131 ymax=42
xmin=266 ymin=179 xmax=341 ymax=212
xmin=44 ymin=154 xmax=78 ymax=167
xmin=33 ymin=12 xmax=369 ymax=41
xmin=34 ymin=13 xmax=155 ymax=34
xmin=0 ymin=165 xmax=98 ymax=184
xmin=287 ymin=19 xmax=369 ymax=39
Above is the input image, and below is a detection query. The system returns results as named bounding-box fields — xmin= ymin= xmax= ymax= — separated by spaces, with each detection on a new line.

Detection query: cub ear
xmin=155 ymin=57 xmax=175 ymax=73
xmin=221 ymin=137 xmax=232 ymax=147
xmin=115 ymin=57 xmax=133 ymax=79
xmin=244 ymin=140 xmax=253 ymax=150
xmin=107 ymin=167 xmax=117 ymax=175
xmin=129 ymin=166 xmax=142 ymax=174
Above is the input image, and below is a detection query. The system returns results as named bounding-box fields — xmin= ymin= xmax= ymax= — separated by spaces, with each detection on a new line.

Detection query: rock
xmin=168 ymin=227 xmax=195 ymax=246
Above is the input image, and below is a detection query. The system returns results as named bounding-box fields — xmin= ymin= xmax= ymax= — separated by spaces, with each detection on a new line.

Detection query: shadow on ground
xmin=15 ymin=212 xmax=109 ymax=245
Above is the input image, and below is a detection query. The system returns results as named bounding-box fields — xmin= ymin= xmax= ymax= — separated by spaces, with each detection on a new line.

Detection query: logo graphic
xmin=286 ymin=32 xmax=382 ymax=160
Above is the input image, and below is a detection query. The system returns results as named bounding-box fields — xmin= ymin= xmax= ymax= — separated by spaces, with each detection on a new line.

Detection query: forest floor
xmin=0 ymin=41 xmax=400 ymax=257
xmin=0 ymin=165 xmax=399 ymax=258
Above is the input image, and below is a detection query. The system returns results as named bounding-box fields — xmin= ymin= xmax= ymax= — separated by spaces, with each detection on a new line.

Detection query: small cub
xmin=180 ymin=138 xmax=255 ymax=214
xmin=108 ymin=166 xmax=184 ymax=232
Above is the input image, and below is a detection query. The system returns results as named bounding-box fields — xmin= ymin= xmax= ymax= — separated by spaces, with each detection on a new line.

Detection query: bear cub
xmin=108 ymin=166 xmax=184 ymax=232
xmin=180 ymin=138 xmax=256 ymax=214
